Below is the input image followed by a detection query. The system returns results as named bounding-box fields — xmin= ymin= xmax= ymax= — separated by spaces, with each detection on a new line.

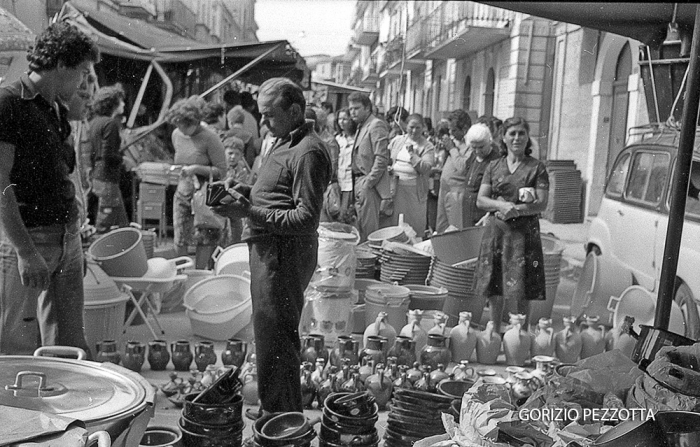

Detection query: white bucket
xmin=212 ymin=243 xmax=250 ymax=277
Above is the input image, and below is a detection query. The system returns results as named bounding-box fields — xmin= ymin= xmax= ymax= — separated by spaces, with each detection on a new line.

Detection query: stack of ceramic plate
xmin=367 ymin=226 xmax=409 ymax=250
xmin=428 ymin=258 xmax=476 ymax=294
xmin=385 ymin=388 xmax=452 ymax=447
xmin=377 ymin=242 xmax=432 ymax=285
xmin=544 ymin=160 xmax=583 ymax=224
xmin=355 ymin=245 xmax=378 ymax=279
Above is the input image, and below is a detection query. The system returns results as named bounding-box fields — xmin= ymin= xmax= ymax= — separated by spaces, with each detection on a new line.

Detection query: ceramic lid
xmin=0 ymin=356 xmax=146 ymax=422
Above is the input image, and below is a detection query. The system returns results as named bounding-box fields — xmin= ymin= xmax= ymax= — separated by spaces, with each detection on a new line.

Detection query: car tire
xmin=674 ymin=280 xmax=700 ymax=339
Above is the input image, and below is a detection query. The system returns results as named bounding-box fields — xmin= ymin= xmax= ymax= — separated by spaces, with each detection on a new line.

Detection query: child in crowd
xmin=223 ymin=136 xmax=251 ymax=244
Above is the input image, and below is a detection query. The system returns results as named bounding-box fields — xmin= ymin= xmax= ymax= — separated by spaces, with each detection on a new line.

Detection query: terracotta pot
xmin=147 ymin=339 xmax=170 ymax=371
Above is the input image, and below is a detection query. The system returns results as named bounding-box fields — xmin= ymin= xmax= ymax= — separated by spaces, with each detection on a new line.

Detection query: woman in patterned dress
xmin=474 ymin=117 xmax=549 ymax=331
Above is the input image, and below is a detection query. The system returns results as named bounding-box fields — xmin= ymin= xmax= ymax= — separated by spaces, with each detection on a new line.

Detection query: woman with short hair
xmin=166 ymin=96 xmax=227 ymax=268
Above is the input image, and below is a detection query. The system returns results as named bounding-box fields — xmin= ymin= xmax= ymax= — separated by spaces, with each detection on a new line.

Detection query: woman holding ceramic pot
xmin=474 ymin=117 xmax=549 ymax=332
xmin=387 ymin=113 xmax=435 ymax=234
xmin=166 ymin=96 xmax=227 ymax=269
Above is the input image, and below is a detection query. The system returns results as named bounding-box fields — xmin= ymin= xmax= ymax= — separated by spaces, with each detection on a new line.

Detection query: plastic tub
xmin=353 ymin=279 xmax=381 ymax=304
xmin=212 ymin=243 xmax=249 ymax=277
xmin=88 ymin=227 xmax=149 ymax=277
xmin=406 ymin=285 xmax=448 ymax=311
xmin=83 ymin=294 xmax=129 ymax=356
xmin=161 ymin=269 xmax=214 ymax=314
xmin=184 ymin=275 xmax=252 ymax=340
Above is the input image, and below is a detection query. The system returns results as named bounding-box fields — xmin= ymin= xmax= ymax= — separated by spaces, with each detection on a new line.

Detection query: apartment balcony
xmin=423 ymin=2 xmax=514 ymax=60
xmin=354 ymin=14 xmax=380 ymax=46
xmin=360 ymin=54 xmax=379 ymax=87
xmin=385 ymin=34 xmax=425 ymax=72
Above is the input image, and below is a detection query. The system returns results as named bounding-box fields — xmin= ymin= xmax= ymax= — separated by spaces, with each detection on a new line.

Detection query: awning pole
xmin=655 ymin=4 xmax=700 ymax=333
xmin=199 ymin=42 xmax=285 ymax=98
xmin=126 ymin=63 xmax=153 ymax=129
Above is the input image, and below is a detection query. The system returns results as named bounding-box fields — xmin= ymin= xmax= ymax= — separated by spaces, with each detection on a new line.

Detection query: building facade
xmin=346 ymin=0 xmax=651 ymax=218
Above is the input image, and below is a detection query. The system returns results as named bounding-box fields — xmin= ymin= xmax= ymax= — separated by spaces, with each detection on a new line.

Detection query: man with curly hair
xmin=0 ymin=22 xmax=99 ymax=355
xmin=87 ymin=84 xmax=129 ymax=233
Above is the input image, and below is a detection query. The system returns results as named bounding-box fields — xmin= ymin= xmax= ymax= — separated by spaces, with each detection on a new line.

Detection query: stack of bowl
xmin=428 ymin=258 xmax=486 ymax=326
xmin=179 ymin=393 xmax=244 ymax=446
xmin=355 ymin=245 xmax=378 ymax=279
xmin=252 ymin=412 xmax=317 ymax=447
xmin=377 ymin=243 xmax=432 ymax=285
xmin=437 ymin=379 xmax=474 ymax=423
xmin=367 ymin=227 xmax=409 ymax=251
xmin=386 ymin=388 xmax=452 ymax=447
xmin=320 ymin=392 xmax=379 ymax=447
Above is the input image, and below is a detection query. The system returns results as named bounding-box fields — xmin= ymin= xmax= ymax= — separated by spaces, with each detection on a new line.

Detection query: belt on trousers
xmin=26 ymin=224 xmax=73 ymax=245
xmin=352 ymin=172 xmax=365 ymax=180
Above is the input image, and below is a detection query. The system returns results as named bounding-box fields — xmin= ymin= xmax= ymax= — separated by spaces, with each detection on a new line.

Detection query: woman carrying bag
xmin=166 ymin=96 xmax=227 ymax=269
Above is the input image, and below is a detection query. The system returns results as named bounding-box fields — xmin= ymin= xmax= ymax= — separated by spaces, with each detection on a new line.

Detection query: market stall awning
xmin=482 ymin=2 xmax=698 ymax=46
xmin=60 ymin=1 xmax=309 ymax=86
xmin=311 ymin=78 xmax=372 ymax=94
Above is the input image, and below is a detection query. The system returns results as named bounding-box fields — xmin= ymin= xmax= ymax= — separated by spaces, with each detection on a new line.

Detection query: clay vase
xmin=221 ymin=338 xmax=247 ymax=368
xmin=428 ymin=311 xmax=449 ymax=337
xmin=359 ymin=335 xmax=387 ymax=366
xmin=387 ymin=335 xmax=417 ymax=368
xmin=414 ymin=368 xmax=436 ymax=393
xmin=330 ymin=335 xmax=360 ymax=367
xmin=341 ymin=372 xmax=365 ymax=393
xmin=122 ymin=341 xmax=146 ymax=373
xmin=532 ymin=318 xmax=555 ymax=357
xmin=363 ymin=312 xmax=396 ymax=351
xmin=420 ymin=333 xmax=451 ymax=371
xmin=511 ymin=371 xmax=536 ymax=405
xmin=95 ymin=339 xmax=121 ymax=365
xmin=476 ymin=321 xmax=502 ymax=365
xmin=300 ymin=362 xmax=317 ymax=409
xmin=530 ymin=355 xmax=556 ymax=388
xmin=317 ymin=369 xmax=337 ymax=408
xmin=393 ymin=370 xmax=413 ymax=390
xmin=147 ymin=339 xmax=170 ymax=371
xmin=400 ymin=310 xmax=428 ymax=358
xmin=449 ymin=311 xmax=478 ymax=363
xmin=580 ymin=316 xmax=606 ymax=359
xmin=171 ymin=340 xmax=194 ymax=372
xmin=430 ymin=363 xmax=449 ymax=384
xmin=554 ymin=316 xmax=582 ymax=363
xmin=311 ymin=358 xmax=326 ymax=387
xmin=194 ymin=341 xmax=217 ymax=372
xmin=242 ymin=370 xmax=259 ymax=405
xmin=301 ymin=334 xmax=328 ymax=365
xmin=366 ymin=365 xmax=393 ymax=410
xmin=503 ymin=315 xmax=531 ymax=366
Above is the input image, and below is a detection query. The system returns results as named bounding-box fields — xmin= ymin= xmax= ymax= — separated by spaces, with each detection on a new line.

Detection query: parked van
xmin=586 ymin=126 xmax=700 ymax=338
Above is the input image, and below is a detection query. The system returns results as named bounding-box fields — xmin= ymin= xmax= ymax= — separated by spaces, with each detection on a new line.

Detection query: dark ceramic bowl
xmin=178 ymin=419 xmax=242 ymax=447
xmin=384 ymin=427 xmax=421 ymax=445
xmin=139 ymin=426 xmax=182 ymax=447
xmin=387 ymin=411 xmax=443 ymax=428
xmin=392 ymin=392 xmax=451 ymax=410
xmin=591 ymin=417 xmax=667 ymax=447
xmin=320 ymin=420 xmax=378 ymax=446
xmin=388 ymin=419 xmax=444 ymax=438
xmin=319 ymin=438 xmax=378 ymax=447
xmin=182 ymin=392 xmax=243 ymax=426
xmin=322 ymin=406 xmax=378 ymax=428
xmin=325 ymin=392 xmax=376 ymax=417
xmin=321 ymin=416 xmax=377 ymax=435
xmin=387 ymin=404 xmax=442 ymax=421
xmin=393 ymin=388 xmax=454 ymax=404
xmin=180 ymin=415 xmax=244 ymax=437
xmin=194 ymin=367 xmax=243 ymax=405
xmin=388 ymin=398 xmax=429 ymax=413
xmin=656 ymin=411 xmax=700 ymax=447
xmin=449 ymin=399 xmax=461 ymax=422
xmin=253 ymin=413 xmax=316 ymax=447
xmin=437 ymin=379 xmax=474 ymax=400
xmin=261 ymin=413 xmax=310 ymax=440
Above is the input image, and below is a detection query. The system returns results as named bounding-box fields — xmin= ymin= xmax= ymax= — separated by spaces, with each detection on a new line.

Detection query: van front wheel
xmin=674 ymin=281 xmax=700 ymax=340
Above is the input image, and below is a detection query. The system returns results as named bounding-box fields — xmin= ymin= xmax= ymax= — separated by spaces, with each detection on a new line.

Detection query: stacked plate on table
xmin=367 ymin=226 xmax=409 ymax=250
xmin=321 ymin=392 xmax=379 ymax=447
xmin=377 ymin=242 xmax=432 ymax=285
xmin=428 ymin=258 xmax=486 ymax=326
xmin=385 ymin=388 xmax=452 ymax=447
xmin=544 ymin=160 xmax=583 ymax=224
xmin=355 ymin=245 xmax=378 ymax=279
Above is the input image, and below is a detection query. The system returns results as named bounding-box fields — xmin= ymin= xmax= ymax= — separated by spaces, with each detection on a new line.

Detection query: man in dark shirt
xmin=0 ymin=22 xmax=100 ymax=355
xmin=214 ymin=77 xmax=332 ymax=416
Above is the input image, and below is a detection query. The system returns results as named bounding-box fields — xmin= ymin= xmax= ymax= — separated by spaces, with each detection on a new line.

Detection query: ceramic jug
xmin=451 ymin=360 xmax=476 ymax=382
xmin=301 ymin=334 xmax=328 ymax=365
xmin=221 ymin=338 xmax=247 ymax=368
xmin=311 ymin=358 xmax=326 ymax=387
xmin=511 ymin=371 xmax=536 ymax=405
xmin=505 ymin=366 xmax=525 ymax=386
xmin=399 ymin=309 xmax=429 ymax=358
xmin=531 ymin=355 xmax=556 ymax=388
xmin=242 ymin=369 xmax=259 ymax=405
xmin=317 ymin=367 xmax=337 ymax=408
xmin=503 ymin=314 xmax=531 ymax=366
xmin=532 ymin=318 xmax=555 ymax=357
xmin=387 ymin=335 xmax=416 ymax=368
xmin=171 ymin=340 xmax=194 ymax=371
xmin=449 ymin=311 xmax=478 ymax=362
xmin=420 ymin=333 xmax=451 ymax=370
xmin=393 ymin=369 xmax=413 ymax=390
xmin=414 ymin=367 xmax=436 ymax=393
xmin=580 ymin=316 xmax=606 ymax=359
xmin=330 ymin=335 xmax=359 ymax=367
xmin=430 ymin=363 xmax=449 ymax=384
xmin=406 ymin=361 xmax=423 ymax=384
xmin=95 ymin=339 xmax=121 ymax=365
xmin=340 ymin=372 xmax=365 ymax=393
xmin=359 ymin=335 xmax=387 ymax=366
xmin=365 ymin=364 xmax=393 ymax=410
xmin=194 ymin=341 xmax=217 ymax=372
xmin=554 ymin=316 xmax=582 ymax=363
xmin=300 ymin=362 xmax=317 ymax=408
xmin=476 ymin=321 xmax=502 ymax=365
xmin=122 ymin=341 xmax=146 ymax=373
xmin=428 ymin=311 xmax=449 ymax=337
xmin=358 ymin=358 xmax=375 ymax=383
xmin=147 ymin=339 xmax=170 ymax=371
xmin=363 ymin=312 xmax=396 ymax=350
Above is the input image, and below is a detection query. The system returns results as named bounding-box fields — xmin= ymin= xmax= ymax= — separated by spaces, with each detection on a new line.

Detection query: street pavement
xmin=126 ymin=218 xmax=591 ymax=442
